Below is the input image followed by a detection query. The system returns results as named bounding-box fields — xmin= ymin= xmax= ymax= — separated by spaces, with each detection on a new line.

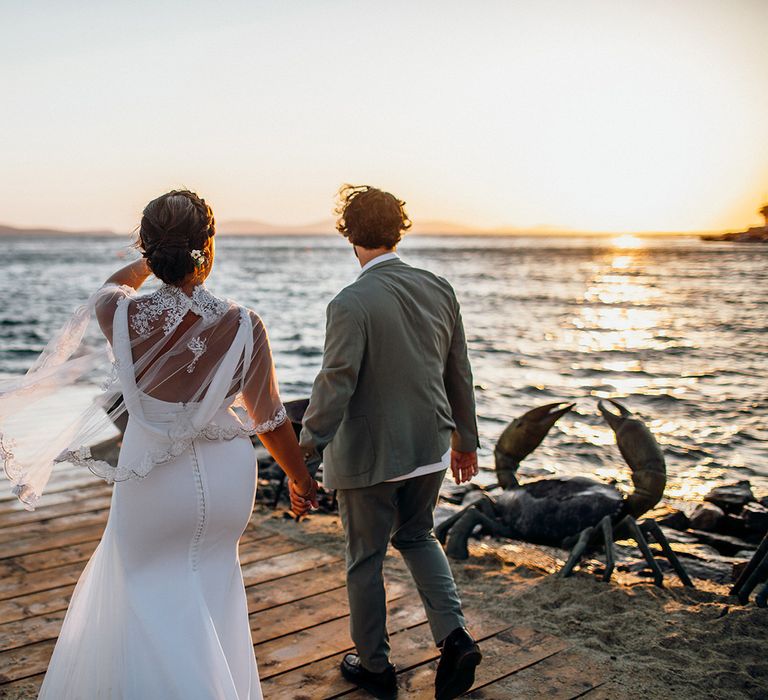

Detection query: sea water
xmin=2 ymin=234 xmax=766 ymax=500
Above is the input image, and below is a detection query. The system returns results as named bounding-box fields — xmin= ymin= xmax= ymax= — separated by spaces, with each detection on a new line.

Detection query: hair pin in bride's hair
xmin=190 ymin=249 xmax=206 ymax=268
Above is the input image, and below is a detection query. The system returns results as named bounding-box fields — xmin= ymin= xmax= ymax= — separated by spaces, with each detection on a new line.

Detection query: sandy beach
xmin=259 ymin=507 xmax=767 ymax=699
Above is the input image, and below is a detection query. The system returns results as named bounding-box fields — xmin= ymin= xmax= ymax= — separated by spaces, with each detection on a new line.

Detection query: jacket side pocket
xmin=326 ymin=415 xmax=375 ymax=476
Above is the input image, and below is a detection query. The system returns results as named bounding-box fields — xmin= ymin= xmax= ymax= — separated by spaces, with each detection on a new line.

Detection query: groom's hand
xmin=450 ymin=449 xmax=478 ymax=485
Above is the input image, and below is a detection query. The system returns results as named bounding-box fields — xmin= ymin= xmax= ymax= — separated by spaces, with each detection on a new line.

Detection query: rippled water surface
xmin=2 ymin=234 xmax=766 ymax=500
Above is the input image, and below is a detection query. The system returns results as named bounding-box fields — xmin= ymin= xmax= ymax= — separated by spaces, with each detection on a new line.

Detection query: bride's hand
xmin=289 ymin=475 xmax=319 ymax=516
xmin=104 ymin=258 xmax=152 ymax=289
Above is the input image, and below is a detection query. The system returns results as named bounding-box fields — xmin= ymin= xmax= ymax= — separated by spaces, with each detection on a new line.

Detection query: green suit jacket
xmin=299 ymin=258 xmax=479 ymax=490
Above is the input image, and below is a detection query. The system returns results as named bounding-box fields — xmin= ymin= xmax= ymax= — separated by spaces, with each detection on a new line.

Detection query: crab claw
xmin=598 ymin=399 xmax=666 ymax=518
xmin=494 ymin=403 xmax=574 ymax=488
xmin=597 ymin=398 xmax=631 ymax=432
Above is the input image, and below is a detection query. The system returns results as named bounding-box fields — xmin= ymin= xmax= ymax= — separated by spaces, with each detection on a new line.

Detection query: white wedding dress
xmin=0 ymin=283 xmax=288 ymax=699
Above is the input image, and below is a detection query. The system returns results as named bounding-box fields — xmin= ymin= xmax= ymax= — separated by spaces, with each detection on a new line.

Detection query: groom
xmin=299 ymin=185 xmax=482 ymax=700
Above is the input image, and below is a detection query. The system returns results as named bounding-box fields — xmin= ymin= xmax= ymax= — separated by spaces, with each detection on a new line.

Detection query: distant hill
xmin=0 ymin=224 xmax=116 ymax=237
xmin=0 ymin=220 xmax=728 ymax=239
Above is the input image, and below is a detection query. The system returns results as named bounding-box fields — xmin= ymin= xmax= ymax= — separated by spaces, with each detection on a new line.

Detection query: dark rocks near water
xmin=704 ymin=480 xmax=756 ymax=514
xmin=742 ymin=502 xmax=768 ymax=534
xmin=647 ymin=481 xmax=767 ymax=576
xmin=656 ymin=509 xmax=690 ymax=532
xmin=689 ymin=503 xmax=725 ymax=532
xmin=688 ymin=530 xmax=757 ymax=558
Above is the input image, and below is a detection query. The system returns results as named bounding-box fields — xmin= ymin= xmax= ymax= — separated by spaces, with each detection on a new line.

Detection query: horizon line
xmin=0 ymin=220 xmax=744 ymax=239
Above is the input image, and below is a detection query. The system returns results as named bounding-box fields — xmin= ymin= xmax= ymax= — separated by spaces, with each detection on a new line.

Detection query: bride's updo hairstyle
xmin=138 ymin=189 xmax=216 ymax=285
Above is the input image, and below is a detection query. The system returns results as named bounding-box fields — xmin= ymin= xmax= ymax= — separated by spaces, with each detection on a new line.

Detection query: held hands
xmin=288 ymin=474 xmax=319 ymax=517
xmin=450 ymin=449 xmax=478 ymax=485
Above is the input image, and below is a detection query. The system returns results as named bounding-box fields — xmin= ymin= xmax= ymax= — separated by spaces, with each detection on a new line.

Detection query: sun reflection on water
xmin=573 ymin=246 xmax=669 ymax=354
xmin=611 ymin=234 xmax=644 ymax=249
xmin=611 ymin=255 xmax=632 ymax=269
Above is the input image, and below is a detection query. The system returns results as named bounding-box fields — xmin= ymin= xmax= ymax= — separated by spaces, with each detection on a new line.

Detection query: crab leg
xmin=600 ymin=515 xmax=616 ymax=582
xmin=756 ymin=581 xmax=768 ymax=608
xmin=640 ymin=519 xmax=694 ymax=587
xmin=435 ymin=503 xmax=475 ymax=545
xmin=623 ymin=516 xmax=664 ymax=586
xmin=444 ymin=503 xmax=511 ymax=560
xmin=561 ymin=525 xmax=596 ymax=578
xmin=436 ymin=493 xmax=495 ymax=544
xmin=731 ymin=531 xmax=768 ymax=599
xmin=735 ymin=550 xmax=768 ymax=605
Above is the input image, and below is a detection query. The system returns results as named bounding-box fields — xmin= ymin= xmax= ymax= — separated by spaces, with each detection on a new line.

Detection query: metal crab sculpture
xmin=731 ymin=532 xmax=768 ymax=606
xmin=436 ymin=400 xmax=694 ymax=587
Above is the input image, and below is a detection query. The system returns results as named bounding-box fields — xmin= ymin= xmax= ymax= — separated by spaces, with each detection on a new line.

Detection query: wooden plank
xmin=0 ymin=493 xmax=112 ymax=529
xmin=245 ymin=564 xmax=345 ymax=615
xmin=238 ymin=535 xmax=307 ymax=567
xmin=0 ymin=524 xmax=106 ymax=560
xmin=0 ymin=638 xmax=54 ymax=684
xmin=262 ymin=606 xmax=514 ymax=700
xmin=0 ymin=672 xmax=43 ymax=699
xmin=0 ymin=585 xmax=76 ymax=625
xmin=0 ymin=509 xmax=110 ymax=544
xmin=0 ymin=562 xmax=84 ymax=601
xmin=241 ymin=548 xmax=341 ymax=587
xmin=466 ymin=648 xmax=605 ymax=699
xmin=0 ymin=483 xmax=111 ymax=516
xmin=256 ymin=595 xmax=427 ymax=680
xmin=0 ymin=540 xmax=100 ymax=577
xmin=250 ymin=580 xmax=408 ymax=646
xmin=0 ymin=611 xmax=65 ymax=652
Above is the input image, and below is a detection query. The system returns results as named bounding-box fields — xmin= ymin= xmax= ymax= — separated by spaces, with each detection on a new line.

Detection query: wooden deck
xmin=0 ymin=465 xmax=607 ymax=699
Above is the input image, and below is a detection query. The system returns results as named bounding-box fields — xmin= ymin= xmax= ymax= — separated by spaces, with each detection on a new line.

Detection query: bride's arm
xmin=243 ymin=312 xmax=318 ymax=514
xmin=257 ymin=423 xmax=318 ymax=513
xmin=93 ymin=259 xmax=151 ymax=343
xmin=103 ymin=258 xmax=152 ymax=290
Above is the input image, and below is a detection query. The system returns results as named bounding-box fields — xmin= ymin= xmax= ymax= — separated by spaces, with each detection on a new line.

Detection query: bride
xmin=0 ymin=190 xmax=318 ymax=699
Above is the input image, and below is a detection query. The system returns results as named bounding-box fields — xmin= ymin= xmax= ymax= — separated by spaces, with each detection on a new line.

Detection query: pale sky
xmin=1 ymin=0 xmax=767 ymax=233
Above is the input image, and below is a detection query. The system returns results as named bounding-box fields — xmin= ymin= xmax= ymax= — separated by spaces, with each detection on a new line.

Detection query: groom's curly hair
xmin=335 ymin=185 xmax=412 ymax=249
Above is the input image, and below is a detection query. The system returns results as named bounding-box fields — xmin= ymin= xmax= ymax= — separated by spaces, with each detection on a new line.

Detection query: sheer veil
xmin=0 ymin=281 xmax=286 ymax=510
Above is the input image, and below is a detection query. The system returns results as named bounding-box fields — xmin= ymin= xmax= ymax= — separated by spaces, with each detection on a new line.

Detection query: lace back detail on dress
xmin=130 ymin=284 xmax=229 ymax=337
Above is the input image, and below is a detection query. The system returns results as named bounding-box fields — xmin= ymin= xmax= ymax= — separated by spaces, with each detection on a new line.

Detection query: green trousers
xmin=338 ymin=469 xmax=467 ymax=673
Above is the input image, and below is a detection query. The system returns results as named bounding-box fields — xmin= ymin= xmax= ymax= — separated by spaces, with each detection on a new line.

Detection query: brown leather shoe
xmin=340 ymin=653 xmax=398 ymax=699
xmin=435 ymin=627 xmax=482 ymax=699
